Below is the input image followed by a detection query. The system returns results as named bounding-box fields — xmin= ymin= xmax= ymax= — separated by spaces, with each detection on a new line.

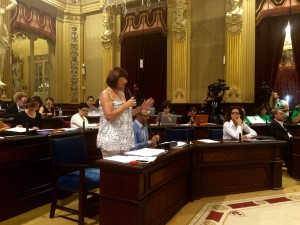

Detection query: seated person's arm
xmin=291 ymin=112 xmax=300 ymax=124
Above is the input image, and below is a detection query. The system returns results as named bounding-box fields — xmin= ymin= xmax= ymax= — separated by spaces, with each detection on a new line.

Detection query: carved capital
xmin=101 ymin=13 xmax=113 ymax=51
xmin=226 ymin=0 xmax=243 ymax=35
xmin=172 ymin=1 xmax=187 ymax=42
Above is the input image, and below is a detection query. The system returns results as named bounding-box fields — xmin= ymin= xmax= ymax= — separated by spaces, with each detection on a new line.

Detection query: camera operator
xmin=202 ymin=80 xmax=228 ymax=125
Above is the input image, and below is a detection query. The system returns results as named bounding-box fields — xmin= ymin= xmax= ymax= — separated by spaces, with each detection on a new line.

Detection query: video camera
xmin=259 ymin=82 xmax=273 ymax=97
xmin=207 ymin=79 xmax=230 ymax=97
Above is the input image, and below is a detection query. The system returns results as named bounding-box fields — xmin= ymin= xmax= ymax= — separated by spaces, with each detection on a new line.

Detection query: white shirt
xmin=223 ymin=120 xmax=257 ymax=140
xmin=70 ymin=113 xmax=89 ymax=128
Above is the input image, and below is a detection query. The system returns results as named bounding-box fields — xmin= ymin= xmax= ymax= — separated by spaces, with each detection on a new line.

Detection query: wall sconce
xmin=82 ymin=63 xmax=86 ymax=75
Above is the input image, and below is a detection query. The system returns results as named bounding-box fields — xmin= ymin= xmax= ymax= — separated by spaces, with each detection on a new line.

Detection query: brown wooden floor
xmin=2 ymin=171 xmax=300 ymax=225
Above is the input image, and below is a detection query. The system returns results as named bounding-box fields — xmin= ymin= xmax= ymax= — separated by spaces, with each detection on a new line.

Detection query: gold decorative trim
xmin=226 ymin=0 xmax=243 ymax=35
xmin=174 ymin=88 xmax=185 ymax=99
xmin=101 ymin=13 xmax=113 ymax=51
xmin=69 ymin=25 xmax=79 ymax=103
xmin=172 ymin=1 xmax=187 ymax=42
xmin=228 ymin=87 xmax=240 ymax=98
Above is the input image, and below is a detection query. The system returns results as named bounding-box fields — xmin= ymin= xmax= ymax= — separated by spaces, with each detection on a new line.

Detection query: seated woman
xmin=223 ymin=106 xmax=257 ymax=140
xmin=39 ymin=97 xmax=55 ymax=117
xmin=156 ymin=100 xmax=172 ymax=124
xmin=13 ymin=96 xmax=43 ymax=130
xmin=256 ymin=106 xmax=271 ymax=123
xmin=0 ymin=120 xmax=10 ymax=132
xmin=70 ymin=102 xmax=89 ymax=128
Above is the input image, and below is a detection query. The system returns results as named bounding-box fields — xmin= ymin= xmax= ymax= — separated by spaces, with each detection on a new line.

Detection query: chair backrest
xmin=208 ymin=128 xmax=223 ymax=140
xmin=49 ymin=135 xmax=88 ymax=165
xmin=165 ymin=127 xmax=195 ymax=142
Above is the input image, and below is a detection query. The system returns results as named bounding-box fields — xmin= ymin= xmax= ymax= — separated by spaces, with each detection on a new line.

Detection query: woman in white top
xmin=97 ymin=67 xmax=154 ymax=157
xmin=223 ymin=106 xmax=257 ymax=140
xmin=70 ymin=102 xmax=89 ymax=128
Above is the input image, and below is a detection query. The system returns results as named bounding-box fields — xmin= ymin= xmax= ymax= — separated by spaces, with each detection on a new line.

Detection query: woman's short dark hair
xmin=77 ymin=102 xmax=89 ymax=110
xmin=26 ymin=96 xmax=43 ymax=108
xmin=45 ymin=97 xmax=54 ymax=102
xmin=162 ymin=100 xmax=171 ymax=109
xmin=106 ymin=67 xmax=128 ymax=89
xmin=224 ymin=106 xmax=244 ymax=122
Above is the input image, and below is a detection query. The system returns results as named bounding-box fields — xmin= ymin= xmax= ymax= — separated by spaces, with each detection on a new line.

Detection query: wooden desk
xmin=0 ymin=129 xmax=100 ymax=221
xmin=290 ymin=136 xmax=300 ymax=180
xmin=191 ymin=140 xmax=285 ymax=199
xmin=96 ymin=140 xmax=286 ymax=225
xmin=97 ymin=147 xmax=192 ymax=225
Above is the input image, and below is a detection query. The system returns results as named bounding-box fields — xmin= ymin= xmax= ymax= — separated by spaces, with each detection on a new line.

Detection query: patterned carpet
xmin=189 ymin=192 xmax=300 ymax=225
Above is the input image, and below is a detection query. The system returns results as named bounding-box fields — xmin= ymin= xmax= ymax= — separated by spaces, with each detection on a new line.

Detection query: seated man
xmin=4 ymin=91 xmax=27 ymax=118
xmin=181 ymin=106 xmax=197 ymax=124
xmin=269 ymin=109 xmax=293 ymax=169
xmin=132 ymin=109 xmax=160 ymax=150
xmin=86 ymin=96 xmax=98 ymax=109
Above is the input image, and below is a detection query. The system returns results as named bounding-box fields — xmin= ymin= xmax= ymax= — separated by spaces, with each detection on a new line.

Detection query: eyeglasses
xmin=231 ymin=112 xmax=240 ymax=115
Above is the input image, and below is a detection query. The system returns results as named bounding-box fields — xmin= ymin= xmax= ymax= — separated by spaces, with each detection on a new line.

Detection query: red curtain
xmin=255 ymin=15 xmax=288 ymax=106
xmin=121 ymin=33 xmax=167 ymax=105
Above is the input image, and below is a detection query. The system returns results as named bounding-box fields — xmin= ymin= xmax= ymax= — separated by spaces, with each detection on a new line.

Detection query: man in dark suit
xmin=269 ymin=109 xmax=292 ymax=170
xmin=4 ymin=91 xmax=27 ymax=118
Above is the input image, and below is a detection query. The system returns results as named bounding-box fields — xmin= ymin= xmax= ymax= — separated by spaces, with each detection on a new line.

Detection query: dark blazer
xmin=3 ymin=103 xmax=19 ymax=118
xmin=269 ymin=119 xmax=290 ymax=142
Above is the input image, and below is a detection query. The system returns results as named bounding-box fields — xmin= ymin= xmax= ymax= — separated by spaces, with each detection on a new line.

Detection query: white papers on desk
xmin=6 ymin=127 xmax=33 ymax=133
xmin=124 ymin=148 xmax=166 ymax=157
xmin=197 ymin=139 xmax=220 ymax=143
xmin=105 ymin=155 xmax=157 ymax=163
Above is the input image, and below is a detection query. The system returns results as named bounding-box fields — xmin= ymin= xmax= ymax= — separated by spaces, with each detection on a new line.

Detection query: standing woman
xmin=39 ymin=97 xmax=55 ymax=117
xmin=13 ymin=96 xmax=43 ymax=130
xmin=223 ymin=106 xmax=257 ymax=140
xmin=97 ymin=67 xmax=154 ymax=157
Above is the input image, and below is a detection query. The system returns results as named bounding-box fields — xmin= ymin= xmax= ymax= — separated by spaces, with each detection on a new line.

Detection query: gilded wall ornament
xmin=172 ymin=1 xmax=187 ymax=42
xmin=174 ymin=88 xmax=185 ymax=99
xmin=70 ymin=26 xmax=79 ymax=103
xmin=226 ymin=0 xmax=243 ymax=35
xmin=228 ymin=87 xmax=240 ymax=98
xmin=101 ymin=13 xmax=113 ymax=51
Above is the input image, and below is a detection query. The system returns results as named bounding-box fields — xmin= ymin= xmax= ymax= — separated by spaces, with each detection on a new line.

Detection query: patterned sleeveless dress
xmin=96 ymin=90 xmax=134 ymax=157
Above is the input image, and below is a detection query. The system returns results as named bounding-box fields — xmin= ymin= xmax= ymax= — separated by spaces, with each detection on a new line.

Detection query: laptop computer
xmin=87 ymin=108 xmax=100 ymax=117
xmin=194 ymin=114 xmax=209 ymax=126
xmin=246 ymin=116 xmax=265 ymax=124
xmin=148 ymin=107 xmax=155 ymax=116
xmin=160 ymin=115 xmax=178 ymax=126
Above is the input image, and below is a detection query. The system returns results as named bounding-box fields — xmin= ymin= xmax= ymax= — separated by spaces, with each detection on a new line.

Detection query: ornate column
xmin=167 ymin=0 xmax=191 ymax=103
xmin=224 ymin=0 xmax=255 ymax=103
xmin=101 ymin=9 xmax=114 ymax=89
xmin=55 ymin=5 xmax=85 ymax=103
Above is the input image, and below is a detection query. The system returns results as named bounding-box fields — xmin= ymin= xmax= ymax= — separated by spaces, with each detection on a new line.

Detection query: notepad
xmin=125 ymin=148 xmax=166 ymax=157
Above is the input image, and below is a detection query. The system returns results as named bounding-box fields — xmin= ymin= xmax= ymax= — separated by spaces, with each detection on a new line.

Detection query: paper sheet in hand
xmin=125 ymin=148 xmax=166 ymax=157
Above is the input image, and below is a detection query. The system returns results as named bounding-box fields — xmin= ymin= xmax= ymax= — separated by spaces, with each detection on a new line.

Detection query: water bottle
xmin=59 ymin=107 xmax=63 ymax=117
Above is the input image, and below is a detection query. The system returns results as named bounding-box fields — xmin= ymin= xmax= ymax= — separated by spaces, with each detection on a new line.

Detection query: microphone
xmin=126 ymin=87 xmax=133 ymax=98
xmin=147 ymin=125 xmax=168 ymax=152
